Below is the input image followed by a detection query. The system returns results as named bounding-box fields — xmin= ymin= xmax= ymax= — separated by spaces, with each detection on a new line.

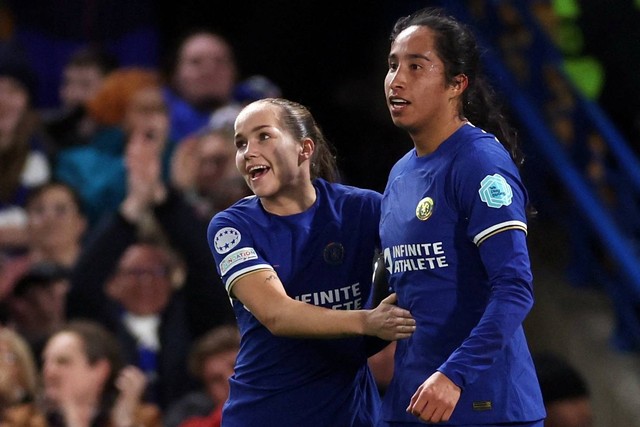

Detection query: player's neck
xmin=412 ymin=117 xmax=467 ymax=157
xmin=261 ymin=181 xmax=317 ymax=216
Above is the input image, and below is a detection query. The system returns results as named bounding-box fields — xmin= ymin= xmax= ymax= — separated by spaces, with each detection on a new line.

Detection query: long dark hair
xmin=390 ymin=7 xmax=523 ymax=167
xmin=257 ymin=98 xmax=340 ymax=182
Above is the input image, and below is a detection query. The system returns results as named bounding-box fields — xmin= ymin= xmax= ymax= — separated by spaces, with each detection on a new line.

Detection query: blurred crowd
xmin=0 ymin=25 xmax=283 ymax=427
xmin=0 ymin=0 xmax=421 ymax=421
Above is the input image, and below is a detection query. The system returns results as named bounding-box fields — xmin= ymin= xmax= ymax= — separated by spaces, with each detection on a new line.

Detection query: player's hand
xmin=407 ymin=371 xmax=461 ymax=423
xmin=365 ymin=293 xmax=415 ymax=340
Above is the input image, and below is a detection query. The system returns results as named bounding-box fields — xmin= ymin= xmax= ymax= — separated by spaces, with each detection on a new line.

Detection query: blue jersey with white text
xmin=207 ymin=178 xmax=383 ymax=427
xmin=379 ymin=124 xmax=545 ymax=425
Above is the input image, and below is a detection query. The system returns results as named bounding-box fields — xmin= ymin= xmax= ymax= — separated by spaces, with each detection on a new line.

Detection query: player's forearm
xmin=262 ymin=299 xmax=367 ymax=338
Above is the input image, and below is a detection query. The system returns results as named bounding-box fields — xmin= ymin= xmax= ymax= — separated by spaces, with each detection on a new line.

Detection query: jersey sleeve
xmin=438 ymin=230 xmax=534 ymax=388
xmin=440 ymin=138 xmax=535 ymax=389
xmin=207 ymin=212 xmax=273 ymax=297
xmin=451 ymin=139 xmax=528 ymax=246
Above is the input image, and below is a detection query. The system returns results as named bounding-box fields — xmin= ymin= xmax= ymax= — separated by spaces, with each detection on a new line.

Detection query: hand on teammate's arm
xmin=231 ymin=269 xmax=415 ymax=340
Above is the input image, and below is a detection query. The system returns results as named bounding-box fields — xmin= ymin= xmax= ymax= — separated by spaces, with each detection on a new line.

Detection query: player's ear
xmin=451 ymin=74 xmax=468 ymax=93
xmin=299 ymin=138 xmax=315 ymax=161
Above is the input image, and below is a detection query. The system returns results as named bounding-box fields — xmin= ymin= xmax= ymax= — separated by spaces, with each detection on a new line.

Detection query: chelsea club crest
xmin=415 ymin=197 xmax=434 ymax=221
xmin=324 ymin=242 xmax=344 ymax=265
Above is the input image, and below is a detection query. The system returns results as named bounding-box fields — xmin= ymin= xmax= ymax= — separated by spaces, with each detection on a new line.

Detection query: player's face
xmin=384 ymin=26 xmax=455 ymax=135
xmin=233 ymin=103 xmax=307 ymax=200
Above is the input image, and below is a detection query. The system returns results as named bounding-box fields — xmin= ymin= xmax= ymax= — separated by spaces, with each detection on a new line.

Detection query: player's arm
xmin=230 ymin=269 xmax=415 ymax=340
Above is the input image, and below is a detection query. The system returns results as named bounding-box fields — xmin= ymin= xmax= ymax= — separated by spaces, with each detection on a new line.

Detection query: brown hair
xmin=187 ymin=324 xmax=240 ymax=378
xmin=252 ymin=98 xmax=339 ymax=182
xmin=25 ymin=180 xmax=85 ymax=216
xmin=55 ymin=320 xmax=125 ymax=401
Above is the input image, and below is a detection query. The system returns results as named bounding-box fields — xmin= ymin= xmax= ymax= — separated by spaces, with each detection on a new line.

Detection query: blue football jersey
xmin=379 ymin=124 xmax=545 ymax=425
xmin=207 ymin=178 xmax=383 ymax=427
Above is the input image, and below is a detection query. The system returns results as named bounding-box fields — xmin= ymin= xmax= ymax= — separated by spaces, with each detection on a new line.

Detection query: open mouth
xmin=249 ymin=165 xmax=270 ymax=181
xmin=389 ymin=96 xmax=410 ymax=109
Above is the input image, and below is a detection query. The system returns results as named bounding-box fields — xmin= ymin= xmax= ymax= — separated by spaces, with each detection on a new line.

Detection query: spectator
xmin=164 ymin=324 xmax=240 ymax=427
xmin=170 ymin=125 xmax=250 ymax=220
xmin=66 ymin=123 xmax=235 ymax=408
xmin=0 ymin=181 xmax=87 ymax=302
xmin=3 ymin=261 xmax=70 ymax=363
xmin=54 ymin=67 xmax=174 ymax=226
xmin=0 ymin=43 xmax=52 ymax=256
xmin=0 ymin=327 xmax=47 ymax=427
xmin=41 ymin=320 xmax=161 ymax=427
xmin=161 ymin=30 xmax=237 ymax=143
xmin=68 ymin=236 xmax=226 ymax=409
xmin=43 ymin=45 xmax=119 ymax=149
xmin=533 ymin=352 xmax=593 ymax=427
xmin=102 ymin=241 xmax=190 ymax=406
xmin=23 ymin=182 xmax=87 ymax=267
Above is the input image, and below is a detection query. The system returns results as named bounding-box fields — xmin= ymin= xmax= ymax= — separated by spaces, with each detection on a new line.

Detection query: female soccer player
xmin=378 ymin=7 xmax=546 ymax=426
xmin=207 ymin=97 xmax=415 ymax=426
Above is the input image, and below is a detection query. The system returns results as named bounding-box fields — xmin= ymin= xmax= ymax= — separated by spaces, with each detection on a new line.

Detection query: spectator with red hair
xmin=85 ymin=68 xmax=161 ymax=127
xmin=53 ymin=67 xmax=175 ymax=227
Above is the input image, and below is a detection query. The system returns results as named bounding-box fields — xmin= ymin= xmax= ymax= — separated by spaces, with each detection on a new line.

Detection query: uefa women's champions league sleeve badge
xmin=214 ymin=227 xmax=241 ymax=254
xmin=478 ymin=174 xmax=513 ymax=208
xmin=415 ymin=197 xmax=434 ymax=221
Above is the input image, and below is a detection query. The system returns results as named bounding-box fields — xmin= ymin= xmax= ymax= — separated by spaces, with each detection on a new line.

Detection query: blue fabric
xmin=379 ymin=124 xmax=545 ymax=424
xmin=207 ymin=178 xmax=383 ymax=427
xmin=138 ymin=345 xmax=159 ymax=404
xmin=162 ymin=87 xmax=212 ymax=143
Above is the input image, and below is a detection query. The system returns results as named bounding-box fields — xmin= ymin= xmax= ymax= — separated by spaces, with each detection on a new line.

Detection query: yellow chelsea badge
xmin=416 ymin=197 xmax=434 ymax=221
